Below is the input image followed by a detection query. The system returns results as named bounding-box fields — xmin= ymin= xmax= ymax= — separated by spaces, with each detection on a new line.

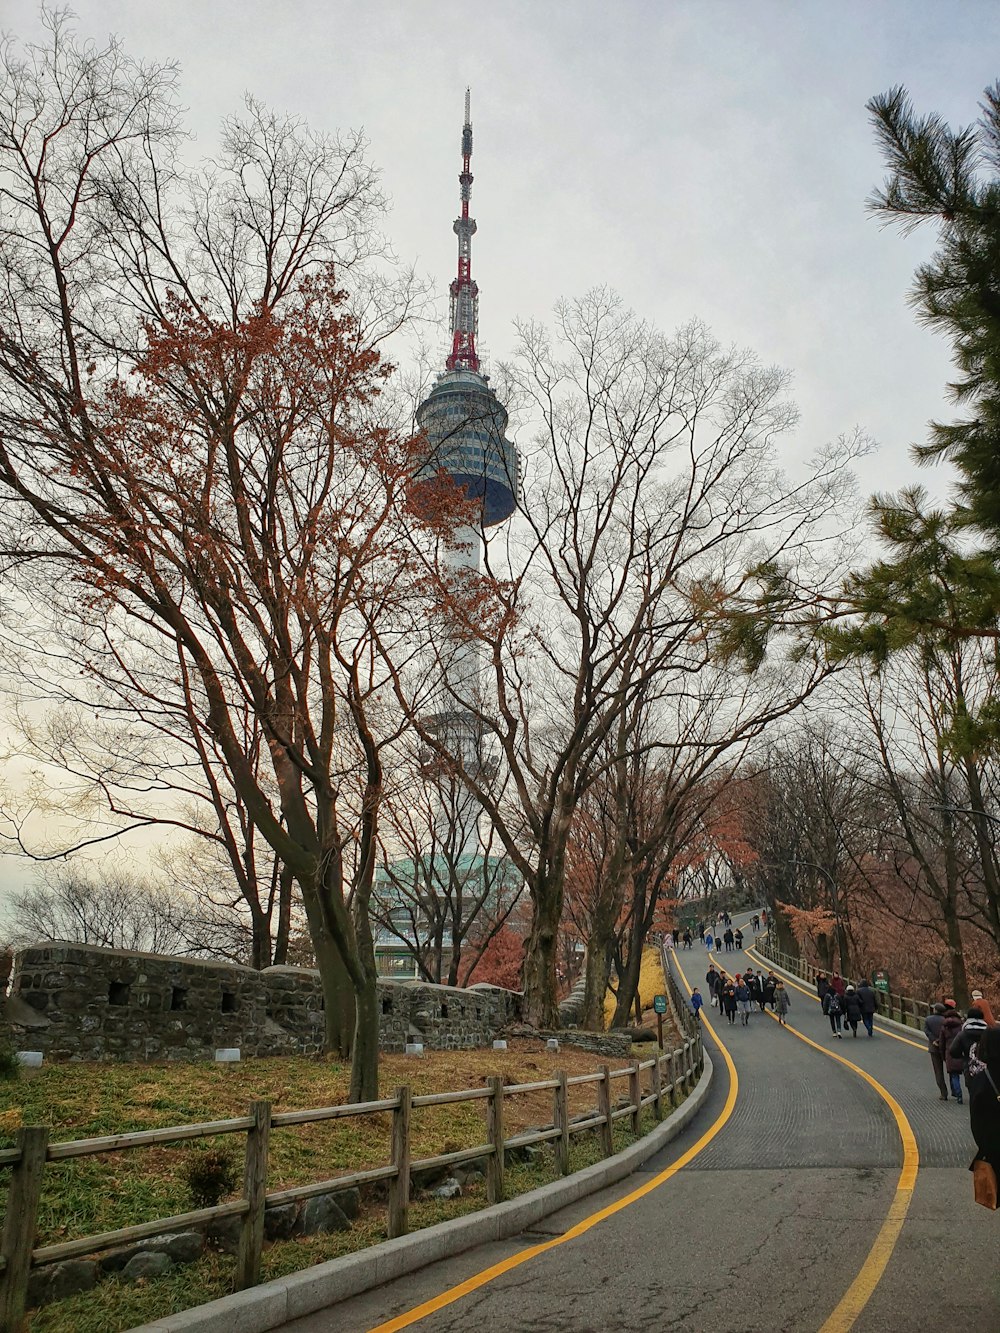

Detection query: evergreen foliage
xmin=833 ymin=84 xmax=1000 ymax=720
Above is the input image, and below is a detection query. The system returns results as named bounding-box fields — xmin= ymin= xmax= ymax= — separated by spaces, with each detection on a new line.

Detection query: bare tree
xmin=8 ymin=866 xmax=184 ymax=954
xmin=392 ymin=293 xmax=862 ymax=1026
xmin=0 ymin=13 xmax=454 ymax=1099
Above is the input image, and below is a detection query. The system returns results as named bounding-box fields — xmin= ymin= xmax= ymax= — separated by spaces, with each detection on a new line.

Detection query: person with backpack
xmin=842 ymin=984 xmax=864 ymax=1038
xmin=949 ymin=1006 xmax=991 ymax=1093
xmin=939 ymin=1001 xmax=966 ymax=1103
xmin=775 ymin=981 xmax=791 ymax=1026
xmin=823 ymin=985 xmax=844 ymax=1038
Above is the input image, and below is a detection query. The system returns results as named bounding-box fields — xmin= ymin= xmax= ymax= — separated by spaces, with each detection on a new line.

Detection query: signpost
xmin=653 ymin=993 xmax=667 ymax=1049
xmin=873 ymin=970 xmax=890 ymax=993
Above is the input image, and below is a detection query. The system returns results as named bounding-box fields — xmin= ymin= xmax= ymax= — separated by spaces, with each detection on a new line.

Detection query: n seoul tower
xmin=414 ymin=90 xmax=519 ymax=849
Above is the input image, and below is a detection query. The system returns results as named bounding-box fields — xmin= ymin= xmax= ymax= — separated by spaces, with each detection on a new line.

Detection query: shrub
xmin=184 ymin=1147 xmax=240 ymax=1208
xmin=0 ymin=1022 xmax=19 ymax=1083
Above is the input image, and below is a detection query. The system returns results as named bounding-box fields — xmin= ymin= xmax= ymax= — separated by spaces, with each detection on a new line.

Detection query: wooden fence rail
xmin=0 ymin=1027 xmax=703 ymax=1332
xmin=752 ymin=934 xmax=931 ymax=1032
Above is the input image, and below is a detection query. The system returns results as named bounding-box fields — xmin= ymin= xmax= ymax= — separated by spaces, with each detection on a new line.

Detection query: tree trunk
xmin=348 ymin=875 xmax=381 ymax=1103
xmin=944 ymin=907 xmax=971 ymax=1010
xmin=298 ymin=879 xmax=355 ymax=1057
xmin=610 ymin=911 xmax=645 ymax=1028
xmin=273 ymin=864 xmax=294 ymax=965
xmin=522 ymin=879 xmax=561 ymax=1028
xmin=579 ymin=938 xmax=613 ymax=1031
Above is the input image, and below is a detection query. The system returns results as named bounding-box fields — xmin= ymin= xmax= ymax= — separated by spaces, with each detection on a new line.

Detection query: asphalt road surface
xmin=278 ymin=919 xmax=1000 ymax=1332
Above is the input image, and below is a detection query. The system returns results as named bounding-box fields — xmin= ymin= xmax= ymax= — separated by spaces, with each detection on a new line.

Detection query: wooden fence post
xmin=598 ymin=1065 xmax=613 ymax=1158
xmin=0 ymin=1126 xmax=49 ymax=1332
xmin=553 ymin=1071 xmax=570 ymax=1176
xmin=388 ymin=1086 xmax=412 ymax=1238
xmin=651 ymin=1056 xmax=663 ymax=1122
xmin=629 ymin=1063 xmax=642 ymax=1137
xmin=685 ymin=1040 xmax=695 ymax=1091
xmin=668 ymin=1049 xmax=679 ymax=1107
xmin=237 ymin=1099 xmax=270 ymax=1291
xmin=486 ymin=1076 xmax=505 ymax=1205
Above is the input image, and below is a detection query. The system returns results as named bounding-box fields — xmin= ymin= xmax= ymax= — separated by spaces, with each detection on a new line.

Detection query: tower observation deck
xmin=415 ymin=90 xmax=519 ymax=529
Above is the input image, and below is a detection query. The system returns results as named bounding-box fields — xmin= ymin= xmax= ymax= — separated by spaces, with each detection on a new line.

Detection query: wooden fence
xmin=0 ymin=1023 xmax=703 ymax=1331
xmin=751 ymin=934 xmax=931 ymax=1031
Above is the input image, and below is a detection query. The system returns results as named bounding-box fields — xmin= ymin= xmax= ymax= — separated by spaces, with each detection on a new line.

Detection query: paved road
xmin=279 ymin=920 xmax=1000 ymax=1332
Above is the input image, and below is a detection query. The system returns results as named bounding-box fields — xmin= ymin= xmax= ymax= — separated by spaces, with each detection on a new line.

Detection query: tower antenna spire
xmin=446 ymin=87 xmax=479 ymax=372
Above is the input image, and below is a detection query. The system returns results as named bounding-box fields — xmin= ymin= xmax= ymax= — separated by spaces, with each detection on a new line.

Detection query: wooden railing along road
xmin=752 ymin=932 xmax=932 ymax=1032
xmin=0 ymin=970 xmax=703 ymax=1332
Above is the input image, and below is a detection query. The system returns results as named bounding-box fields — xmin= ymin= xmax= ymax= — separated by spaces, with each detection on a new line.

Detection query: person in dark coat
xmin=969 ymin=1027 xmax=1000 ymax=1170
xmin=706 ymin=965 xmax=721 ymax=1008
xmin=822 ymin=986 xmax=843 ymax=1038
xmin=762 ymin=972 xmax=777 ymax=1010
xmin=856 ymin=981 xmax=878 ymax=1038
xmin=924 ymin=1002 xmax=949 ymax=1100
xmin=842 ymin=984 xmax=864 ymax=1037
xmin=939 ymin=1004 xmax=966 ymax=1103
xmin=949 ymin=1006 xmax=991 ymax=1092
xmin=816 ymin=973 xmax=830 ymax=1002
xmin=721 ymin=980 xmax=737 ymax=1025
xmin=723 ymin=928 xmax=735 ymax=952
xmin=733 ymin=928 xmax=744 ymax=950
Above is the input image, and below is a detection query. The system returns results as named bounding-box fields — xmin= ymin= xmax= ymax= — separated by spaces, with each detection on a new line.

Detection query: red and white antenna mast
xmin=446 ymin=88 xmax=480 ymax=373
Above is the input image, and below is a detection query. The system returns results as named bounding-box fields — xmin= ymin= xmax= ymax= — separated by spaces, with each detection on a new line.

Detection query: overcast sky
xmin=2 ymin=1 xmax=998 ymax=910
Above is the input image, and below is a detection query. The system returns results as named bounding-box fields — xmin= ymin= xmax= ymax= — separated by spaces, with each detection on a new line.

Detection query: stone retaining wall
xmin=7 ymin=941 xmax=522 ymax=1062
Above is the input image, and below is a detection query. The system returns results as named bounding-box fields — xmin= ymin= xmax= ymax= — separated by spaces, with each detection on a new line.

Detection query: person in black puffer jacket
xmin=842 ymin=985 xmax=864 ymax=1038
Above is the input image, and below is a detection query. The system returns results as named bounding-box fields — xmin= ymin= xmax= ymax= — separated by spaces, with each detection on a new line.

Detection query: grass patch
xmin=6 ymin=1041 xmax=691 ymax=1331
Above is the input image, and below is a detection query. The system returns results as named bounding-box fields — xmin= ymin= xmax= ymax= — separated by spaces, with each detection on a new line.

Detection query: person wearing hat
xmin=950 ymin=1005 xmax=991 ymax=1094
xmin=924 ymin=1002 xmax=949 ymax=1100
xmin=971 ymin=989 xmax=996 ymax=1026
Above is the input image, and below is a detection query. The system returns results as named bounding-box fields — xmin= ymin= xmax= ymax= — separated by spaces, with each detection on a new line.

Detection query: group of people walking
xmin=815 ymin=972 xmax=878 ymax=1039
xmin=924 ymin=991 xmax=996 ymax=1105
xmin=699 ymin=964 xmax=790 ymax=1026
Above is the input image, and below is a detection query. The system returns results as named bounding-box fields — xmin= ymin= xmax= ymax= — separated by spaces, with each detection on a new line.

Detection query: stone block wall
xmin=6 ymin=941 xmax=523 ymax=1063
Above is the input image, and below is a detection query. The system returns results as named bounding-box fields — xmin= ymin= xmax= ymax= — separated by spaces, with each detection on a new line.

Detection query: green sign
xmin=873 ymin=970 xmax=890 ymax=993
xmin=653 ymin=994 xmax=668 ymax=1014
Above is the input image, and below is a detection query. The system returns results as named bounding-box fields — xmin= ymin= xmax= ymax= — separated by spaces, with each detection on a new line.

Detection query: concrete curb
xmin=128 ymin=1053 xmax=714 ymax=1332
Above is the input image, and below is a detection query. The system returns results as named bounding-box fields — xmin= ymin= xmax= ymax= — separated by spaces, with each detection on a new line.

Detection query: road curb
xmin=128 ymin=1052 xmax=714 ymax=1332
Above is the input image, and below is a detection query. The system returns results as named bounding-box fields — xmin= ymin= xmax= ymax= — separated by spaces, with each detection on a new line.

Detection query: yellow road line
xmin=366 ymin=954 xmax=738 ymax=1333
xmin=756 ymin=999 xmax=919 ymax=1331
xmin=742 ymin=946 xmax=926 ymax=1052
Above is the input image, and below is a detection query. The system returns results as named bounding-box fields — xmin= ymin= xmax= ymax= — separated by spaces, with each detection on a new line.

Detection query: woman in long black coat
xmin=970 ymin=1027 xmax=1000 ymax=1168
xmin=841 ymin=985 xmax=864 ymax=1037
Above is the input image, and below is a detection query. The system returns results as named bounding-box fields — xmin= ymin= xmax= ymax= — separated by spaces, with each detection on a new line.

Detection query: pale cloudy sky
xmin=1 ymin=1 xmax=998 ymax=910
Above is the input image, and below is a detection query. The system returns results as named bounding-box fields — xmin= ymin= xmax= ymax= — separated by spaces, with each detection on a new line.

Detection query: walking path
xmin=278 ymin=916 xmax=999 ymax=1332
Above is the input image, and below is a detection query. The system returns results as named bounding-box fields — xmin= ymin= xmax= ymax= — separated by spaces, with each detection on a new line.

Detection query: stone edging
xmin=127 ymin=1054 xmax=715 ymax=1332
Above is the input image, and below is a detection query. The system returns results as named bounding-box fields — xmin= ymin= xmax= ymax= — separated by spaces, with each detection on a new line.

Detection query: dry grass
xmin=2 ymin=1028 xmax=685 ymax=1331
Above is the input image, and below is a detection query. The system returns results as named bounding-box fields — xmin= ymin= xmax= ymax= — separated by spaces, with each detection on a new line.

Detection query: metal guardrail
xmin=751 ymin=933 xmax=931 ymax=1032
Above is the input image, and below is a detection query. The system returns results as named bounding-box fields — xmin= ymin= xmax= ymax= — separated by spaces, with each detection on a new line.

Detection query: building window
xmin=170 ymin=987 xmax=187 ymax=1012
xmin=221 ymin=991 xmax=238 ymax=1013
xmin=108 ymin=981 xmax=130 ymax=1007
xmin=382 ymin=998 xmax=393 ymax=1016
